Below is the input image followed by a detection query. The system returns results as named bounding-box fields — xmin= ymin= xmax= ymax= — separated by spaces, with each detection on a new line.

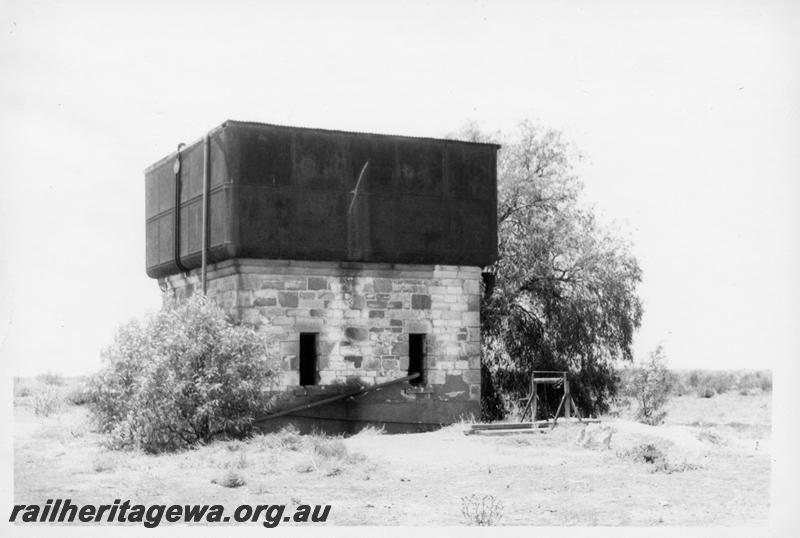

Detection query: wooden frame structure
xmin=520 ymin=370 xmax=582 ymax=430
xmin=467 ymin=371 xmax=599 ymax=435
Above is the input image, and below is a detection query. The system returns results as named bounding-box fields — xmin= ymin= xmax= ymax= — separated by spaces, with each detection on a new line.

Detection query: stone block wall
xmin=161 ymin=259 xmax=482 ymax=407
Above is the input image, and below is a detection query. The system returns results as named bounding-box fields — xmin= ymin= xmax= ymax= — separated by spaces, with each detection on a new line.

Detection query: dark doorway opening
xmin=408 ymin=333 xmax=426 ymax=385
xmin=299 ymin=333 xmax=318 ymax=386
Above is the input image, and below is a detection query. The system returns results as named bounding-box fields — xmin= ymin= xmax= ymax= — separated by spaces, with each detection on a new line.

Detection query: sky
xmin=1 ymin=0 xmax=799 ymax=376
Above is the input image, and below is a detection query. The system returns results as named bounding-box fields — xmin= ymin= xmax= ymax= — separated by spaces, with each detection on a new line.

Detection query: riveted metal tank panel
xmin=145 ymin=121 xmax=499 ymax=278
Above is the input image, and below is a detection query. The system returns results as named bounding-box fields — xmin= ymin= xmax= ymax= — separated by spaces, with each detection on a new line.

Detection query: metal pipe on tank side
xmin=173 ymin=143 xmax=189 ymax=274
xmin=201 ymin=134 xmax=210 ymax=294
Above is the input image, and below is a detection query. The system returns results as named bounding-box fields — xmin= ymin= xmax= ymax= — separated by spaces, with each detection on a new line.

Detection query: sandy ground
xmin=13 ymin=380 xmax=771 ymax=526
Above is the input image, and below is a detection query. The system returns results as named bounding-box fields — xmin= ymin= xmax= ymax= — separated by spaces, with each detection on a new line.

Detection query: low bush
xmin=736 ymin=371 xmax=772 ymax=393
xmin=89 ymin=295 xmax=278 ymax=453
xmin=461 ymin=494 xmax=504 ymax=526
xmin=667 ymin=371 xmax=689 ymax=396
xmin=626 ymin=443 xmax=667 ymax=466
xmin=697 ymin=386 xmax=716 ymax=398
xmin=213 ymin=470 xmax=246 ymax=488
xmin=670 ymin=370 xmax=771 ymax=397
xmin=758 ymin=373 xmax=773 ymax=392
xmin=37 ymin=372 xmax=65 ymax=386
xmin=14 ymin=382 xmax=32 ymax=398
xmin=686 ymin=370 xmax=702 ymax=389
xmin=606 ymin=395 xmax=632 ymax=418
xmin=311 ymin=437 xmax=348 ymax=460
xmin=618 ymin=443 xmax=699 ymax=474
xmin=267 ymin=426 xmax=304 ymax=451
xmin=619 ymin=369 xmax=773 ymax=399
xmin=355 ymin=425 xmax=385 ymax=436
xmin=66 ymin=382 xmax=93 ymax=406
xmin=708 ymin=372 xmax=734 ymax=394
xmin=697 ymin=429 xmax=725 ymax=445
xmin=33 ymin=388 xmax=63 ymax=416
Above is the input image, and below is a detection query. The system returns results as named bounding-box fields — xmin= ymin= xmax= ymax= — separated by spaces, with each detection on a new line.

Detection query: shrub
xmin=37 ymin=372 xmax=65 ymax=386
xmin=667 ymin=371 xmax=688 ymax=396
xmin=33 ymin=388 xmax=63 ymax=416
xmin=607 ymin=395 xmax=632 ymax=418
xmin=640 ymin=369 xmax=771 ymax=398
xmin=461 ymin=494 xmax=504 ymax=526
xmin=757 ymin=372 xmax=772 ymax=392
xmin=355 ymin=425 xmax=385 ymax=436
xmin=213 ymin=470 xmax=246 ymax=488
xmin=707 ymin=372 xmax=734 ymax=394
xmin=687 ymin=370 xmax=701 ymax=389
xmin=14 ymin=383 xmax=32 ymax=398
xmin=630 ymin=346 xmax=671 ymax=425
xmin=697 ymin=386 xmax=716 ymax=398
xmin=66 ymin=382 xmax=93 ymax=406
xmin=626 ymin=443 xmax=666 ymax=466
xmin=619 ymin=443 xmax=700 ymax=474
xmin=269 ymin=425 xmax=304 ymax=451
xmin=311 ymin=437 xmax=348 ymax=460
xmin=89 ymin=295 xmax=278 ymax=453
xmin=697 ymin=429 xmax=725 ymax=445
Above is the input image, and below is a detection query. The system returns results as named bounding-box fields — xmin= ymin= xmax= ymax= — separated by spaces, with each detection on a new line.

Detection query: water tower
xmin=145 ymin=120 xmax=498 ymax=432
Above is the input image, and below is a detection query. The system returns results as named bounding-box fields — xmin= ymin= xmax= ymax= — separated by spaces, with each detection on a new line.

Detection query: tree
xmin=629 ymin=345 xmax=672 ymax=425
xmin=455 ymin=120 xmax=643 ymax=419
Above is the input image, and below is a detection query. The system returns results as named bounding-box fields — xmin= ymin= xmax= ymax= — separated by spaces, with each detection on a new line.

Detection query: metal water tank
xmin=145 ymin=120 xmax=499 ymax=278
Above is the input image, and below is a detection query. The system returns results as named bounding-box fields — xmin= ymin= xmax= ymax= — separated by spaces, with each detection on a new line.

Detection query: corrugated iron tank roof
xmin=145 ymin=120 xmax=499 ymax=278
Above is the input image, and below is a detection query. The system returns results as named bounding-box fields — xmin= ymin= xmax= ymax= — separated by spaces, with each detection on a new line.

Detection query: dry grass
xmin=461 ymin=494 xmax=504 ymax=525
xmin=212 ymin=471 xmax=246 ymax=488
xmin=14 ymin=377 xmax=770 ymax=526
